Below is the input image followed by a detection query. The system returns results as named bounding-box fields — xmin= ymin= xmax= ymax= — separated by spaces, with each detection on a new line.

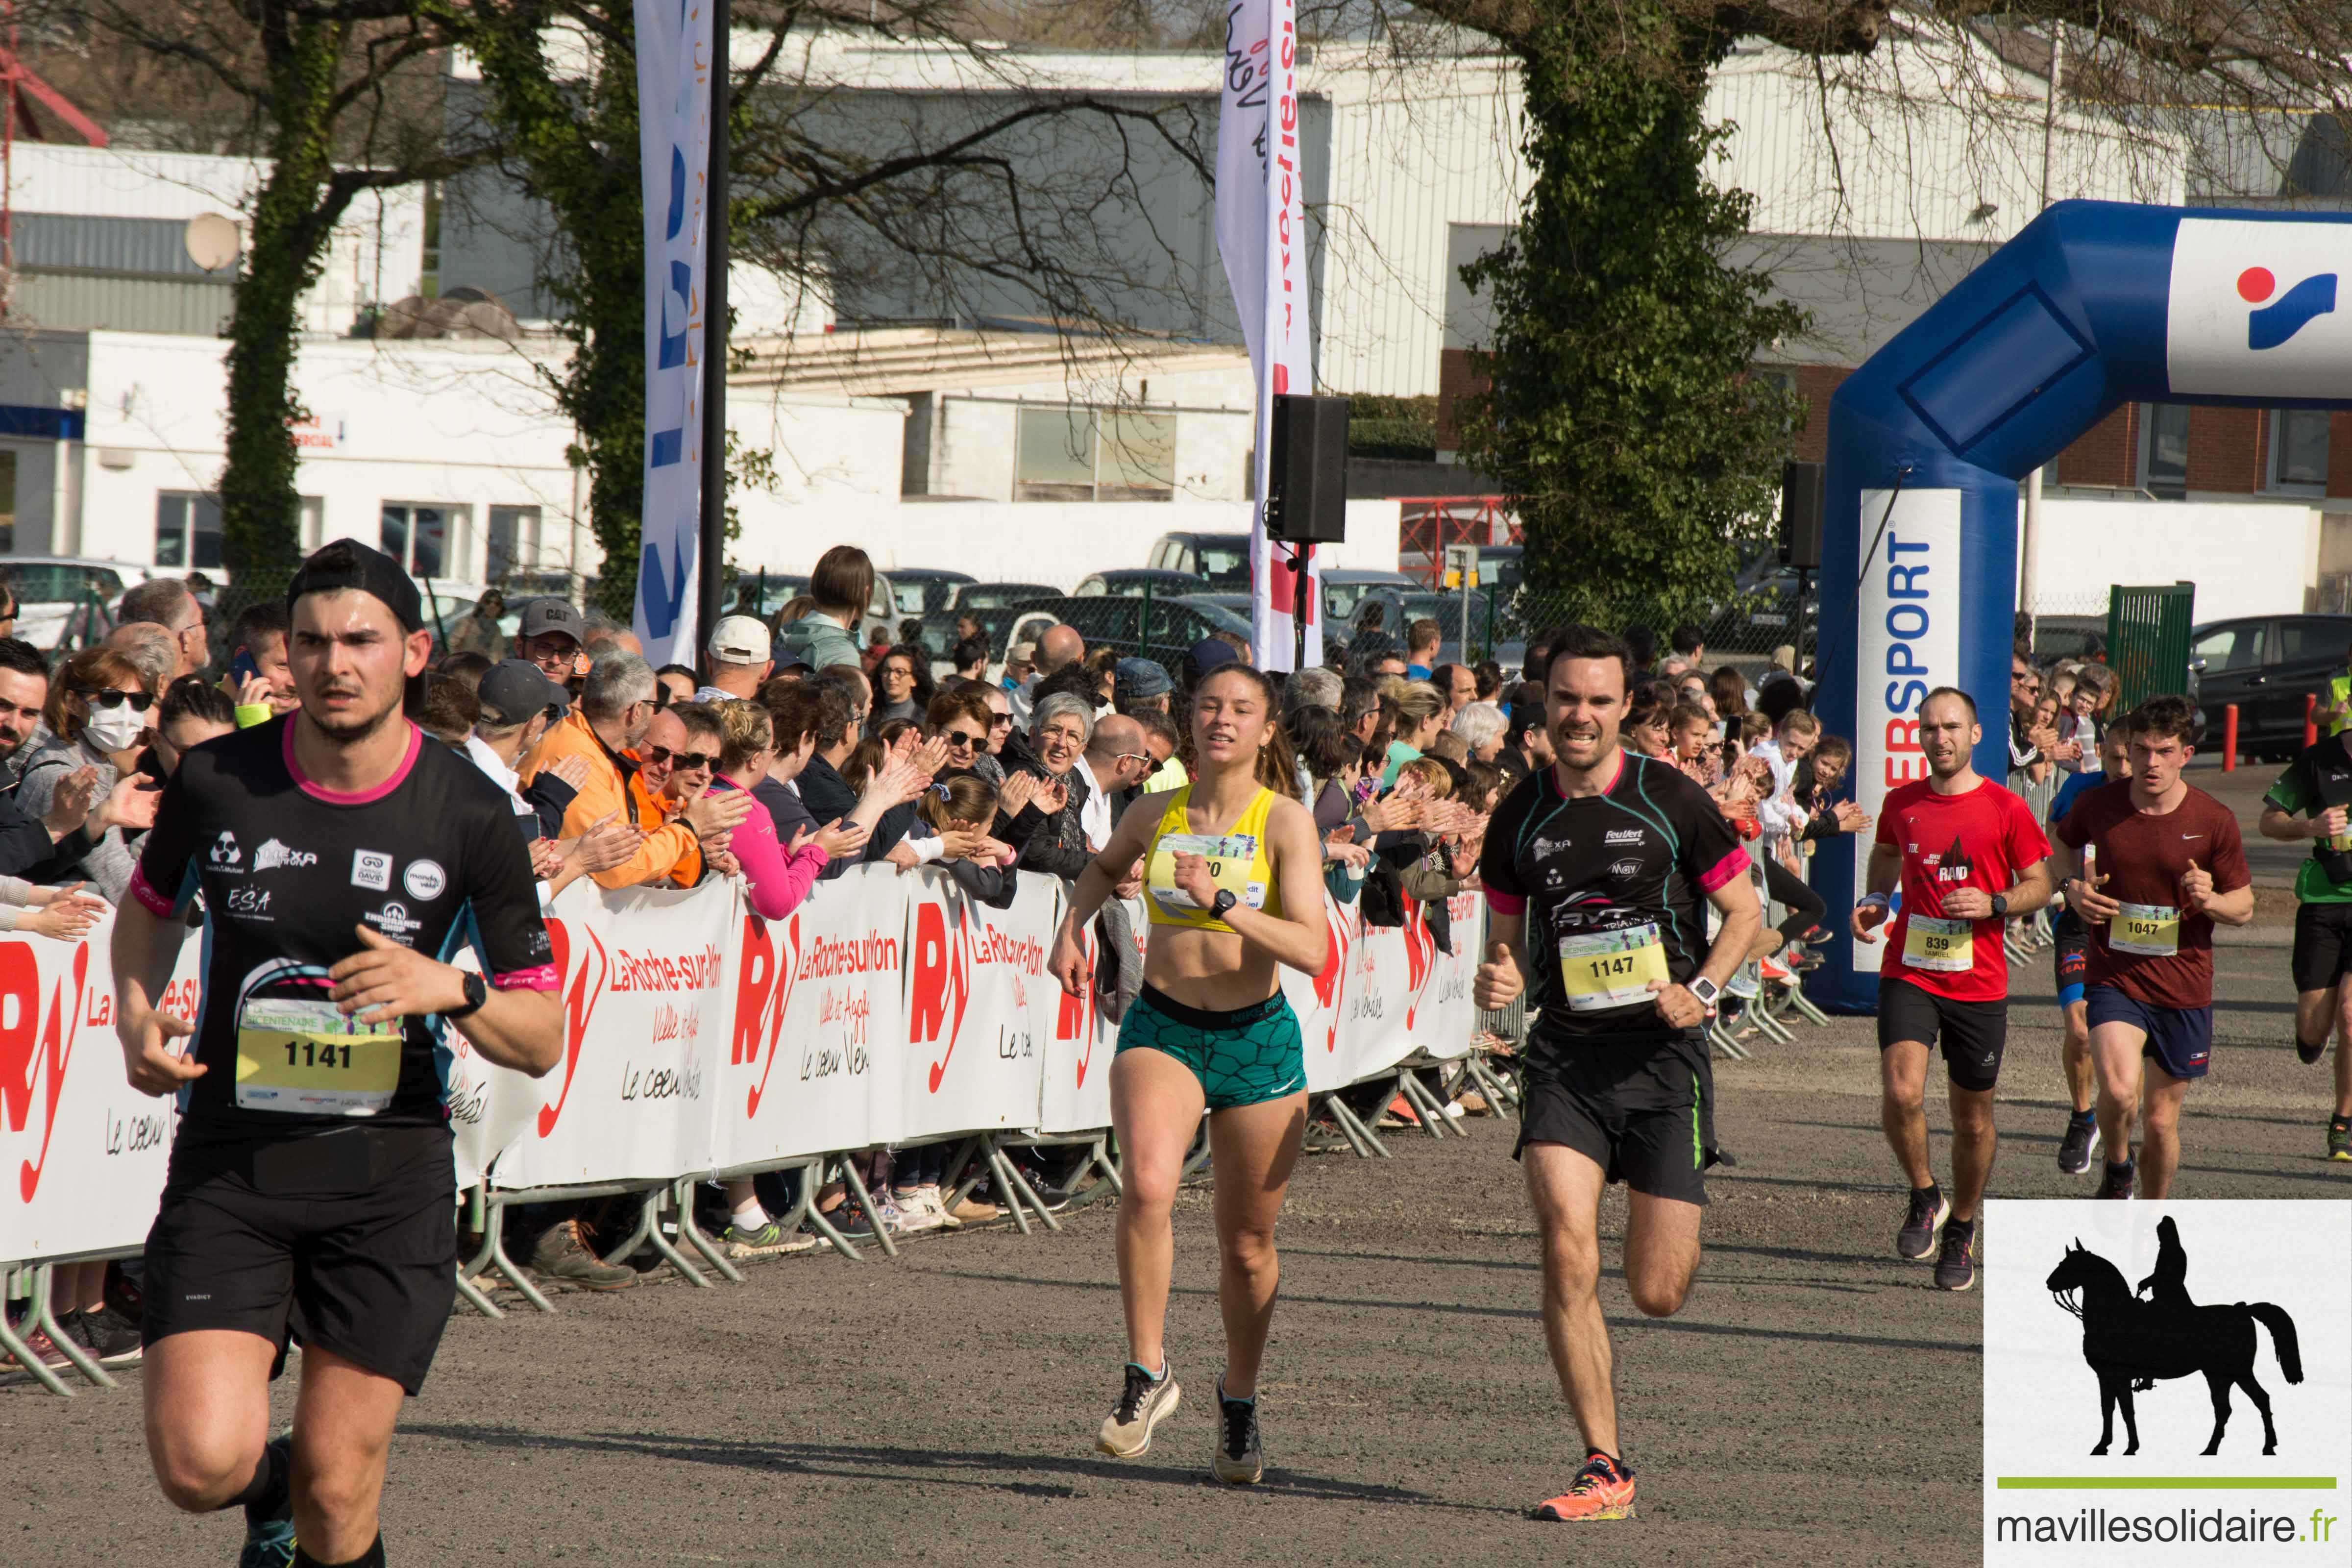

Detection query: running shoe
xmin=1895 ymin=1187 xmax=1950 ymax=1261
xmin=530 ymin=1219 xmax=637 ymax=1290
xmin=76 ymin=1303 xmax=144 ymax=1365
xmin=889 ymin=1192 xmax=944 ymax=1234
xmin=1533 ymin=1451 xmax=1637 ymax=1522
xmin=2057 ymin=1114 xmax=2100 ymax=1176
xmin=239 ymin=1433 xmax=295 ymax=1568
xmin=1096 ymin=1362 xmax=1181 ymax=1459
xmin=2328 ymin=1118 xmax=2351 ymax=1162
xmin=1212 ymin=1376 xmax=1264 ymax=1484
xmin=2096 ymin=1159 xmax=2136 ymax=1200
xmin=725 ymin=1219 xmax=817 ymax=1255
xmin=1933 ymin=1220 xmax=1976 ymax=1292
xmin=2298 ymin=1037 xmax=2328 ymax=1067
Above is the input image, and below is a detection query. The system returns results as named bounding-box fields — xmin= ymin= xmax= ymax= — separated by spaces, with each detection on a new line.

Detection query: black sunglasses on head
xmin=645 ymin=744 xmax=715 ymax=771
xmin=72 ymin=685 xmax=156 ymax=712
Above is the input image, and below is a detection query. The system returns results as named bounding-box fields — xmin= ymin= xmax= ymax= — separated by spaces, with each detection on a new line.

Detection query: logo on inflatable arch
xmin=2238 ymin=266 xmax=2338 ymax=351
xmin=908 ymin=899 xmax=974 ymax=1093
xmin=732 ymin=911 xmax=802 ymax=1119
xmin=536 ymin=917 xmax=609 ymax=1138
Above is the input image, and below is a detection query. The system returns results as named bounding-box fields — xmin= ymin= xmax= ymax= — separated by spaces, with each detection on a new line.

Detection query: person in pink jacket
xmin=707 ymin=701 xmax=830 ymax=921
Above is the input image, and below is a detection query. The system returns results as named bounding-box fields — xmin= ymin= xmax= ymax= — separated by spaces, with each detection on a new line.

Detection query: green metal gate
xmin=2104 ymin=583 xmax=2197 ymax=710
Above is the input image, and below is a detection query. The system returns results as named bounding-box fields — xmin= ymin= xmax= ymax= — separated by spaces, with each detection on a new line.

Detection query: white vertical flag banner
xmin=1216 ymin=0 xmax=1320 ymax=672
xmin=632 ymin=0 xmax=714 ymax=667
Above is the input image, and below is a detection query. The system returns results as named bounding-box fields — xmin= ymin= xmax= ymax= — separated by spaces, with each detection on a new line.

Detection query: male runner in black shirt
xmin=1473 ymin=624 xmax=1763 ymax=1523
xmin=113 ymin=541 xmax=561 ymax=1568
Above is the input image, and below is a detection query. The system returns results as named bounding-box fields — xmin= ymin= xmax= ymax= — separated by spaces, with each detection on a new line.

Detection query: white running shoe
xmin=1096 ymin=1362 xmax=1181 ymax=1458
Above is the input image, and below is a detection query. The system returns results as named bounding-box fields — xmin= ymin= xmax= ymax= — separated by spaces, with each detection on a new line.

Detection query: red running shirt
xmin=2052 ymin=782 xmax=2249 ymax=1009
xmin=1873 ymin=777 xmax=2052 ymax=1003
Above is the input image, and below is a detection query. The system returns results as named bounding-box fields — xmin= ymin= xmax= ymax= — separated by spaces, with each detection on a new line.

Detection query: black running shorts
xmin=2291 ymin=901 xmax=2352 ymax=994
xmin=141 ymin=1124 xmax=457 ymax=1396
xmin=1877 ymin=977 xmax=2008 ymax=1092
xmin=1514 ymin=1031 xmax=1716 ymax=1206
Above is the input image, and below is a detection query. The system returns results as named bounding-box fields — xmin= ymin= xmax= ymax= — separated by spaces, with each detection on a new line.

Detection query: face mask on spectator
xmin=84 ymin=702 xmax=147 ymax=753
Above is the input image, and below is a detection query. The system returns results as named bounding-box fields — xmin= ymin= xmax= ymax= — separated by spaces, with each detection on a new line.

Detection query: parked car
xmin=2190 ymin=613 xmax=2351 ymax=757
xmin=884 ymin=568 xmax=975 ymax=617
xmin=2 ymin=557 xmax=148 ymax=650
xmin=418 ymin=580 xmax=524 ymax=655
xmin=1145 ymin=531 xmax=1253 ymax=590
xmin=1319 ymin=569 xmax=1419 ymax=632
xmin=949 ymin=580 xmax=1063 ymax=612
xmin=1074 ymin=568 xmax=1202 ymax=599
xmin=1005 ymin=594 xmax=1254 ymax=673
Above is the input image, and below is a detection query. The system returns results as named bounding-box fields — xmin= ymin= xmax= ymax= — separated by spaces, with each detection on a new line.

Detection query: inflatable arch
xmin=1813 ymin=199 xmax=2352 ymax=1010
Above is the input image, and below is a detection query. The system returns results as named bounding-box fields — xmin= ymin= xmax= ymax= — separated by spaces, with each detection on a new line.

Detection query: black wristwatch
xmin=1212 ymin=889 xmax=1239 ymax=917
xmin=1990 ymin=892 xmax=2010 ymax=918
xmin=445 ymin=970 xmax=489 ymax=1020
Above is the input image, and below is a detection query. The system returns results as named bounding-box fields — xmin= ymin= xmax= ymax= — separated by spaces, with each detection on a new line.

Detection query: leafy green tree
xmin=1447 ymin=0 xmax=1805 ymax=624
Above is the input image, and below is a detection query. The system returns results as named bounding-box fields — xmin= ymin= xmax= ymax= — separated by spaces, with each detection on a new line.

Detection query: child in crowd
xmin=1671 ymin=702 xmax=1722 ymax=787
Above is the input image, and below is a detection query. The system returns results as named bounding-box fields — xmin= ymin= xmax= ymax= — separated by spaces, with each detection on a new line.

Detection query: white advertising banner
xmin=490 ymin=878 xmax=737 ymax=1189
xmin=4 ymin=869 xmax=1480 ymax=1263
xmin=1216 ymin=0 xmax=1321 ymax=671
xmin=0 ymin=921 xmax=201 ymax=1260
xmin=630 ymin=0 xmax=716 ymax=666
xmin=1849 ymin=487 xmax=1963 ymax=975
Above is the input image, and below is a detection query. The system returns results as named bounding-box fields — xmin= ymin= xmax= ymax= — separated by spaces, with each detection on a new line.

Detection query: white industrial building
xmin=6 ymin=22 xmax=2324 ymax=610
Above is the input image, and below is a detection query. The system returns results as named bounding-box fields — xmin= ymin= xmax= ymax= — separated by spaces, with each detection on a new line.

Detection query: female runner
xmin=1049 ymin=662 xmax=1329 ymax=1483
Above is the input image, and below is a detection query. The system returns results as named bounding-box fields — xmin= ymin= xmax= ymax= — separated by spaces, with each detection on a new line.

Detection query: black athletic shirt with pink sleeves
xmin=130 ymin=714 xmax=558 ymax=1137
xmin=1478 ymin=749 xmax=1749 ymax=1049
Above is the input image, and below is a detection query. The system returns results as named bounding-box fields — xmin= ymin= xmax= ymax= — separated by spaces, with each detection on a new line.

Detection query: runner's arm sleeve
xmin=464 ymin=805 xmax=560 ymax=991
xmin=2261 ymin=761 xmax=2310 ymax=815
xmin=1477 ymin=788 xmax=1526 ymax=914
xmin=1675 ymin=780 xmax=1751 ymax=894
xmin=126 ymin=768 xmax=199 ymax=918
xmin=2210 ymin=809 xmax=2254 ymax=894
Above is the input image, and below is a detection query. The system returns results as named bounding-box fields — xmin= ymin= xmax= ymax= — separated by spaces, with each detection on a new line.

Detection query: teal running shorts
xmin=1116 ymin=984 xmax=1307 ymax=1109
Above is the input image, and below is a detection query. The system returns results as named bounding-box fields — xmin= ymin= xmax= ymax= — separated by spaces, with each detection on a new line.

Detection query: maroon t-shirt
xmin=2054 ymin=782 xmax=2250 ymax=1009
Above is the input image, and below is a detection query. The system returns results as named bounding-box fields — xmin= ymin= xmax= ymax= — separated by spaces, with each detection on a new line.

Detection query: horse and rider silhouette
xmin=2046 ymin=1217 xmax=2303 ymax=1458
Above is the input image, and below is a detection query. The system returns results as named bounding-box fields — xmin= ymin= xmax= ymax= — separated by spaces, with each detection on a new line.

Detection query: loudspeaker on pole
xmin=1780 ymin=459 xmax=1825 ymax=570
xmin=1267 ymin=394 xmax=1350 ymax=544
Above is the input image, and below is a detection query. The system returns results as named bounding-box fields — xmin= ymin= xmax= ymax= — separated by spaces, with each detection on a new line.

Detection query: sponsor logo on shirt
xmin=403 ymin=858 xmax=447 ymax=901
xmin=1530 ymin=836 xmax=1572 ymax=858
xmin=253 ymin=838 xmax=316 ymax=871
xmin=226 ymin=885 xmax=271 ymax=919
xmin=1604 ymin=828 xmax=1645 ymax=846
xmin=1609 ymin=858 xmax=1643 ymax=879
xmin=364 ymin=900 xmax=423 ymax=943
xmin=210 ymin=831 xmax=241 ymax=870
xmin=352 ymin=849 xmax=392 ymax=891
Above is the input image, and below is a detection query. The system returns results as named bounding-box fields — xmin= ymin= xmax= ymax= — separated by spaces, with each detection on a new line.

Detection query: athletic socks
xmin=1127 ymin=1359 xmax=1167 ymax=1383
xmin=223 ymin=1433 xmax=289 ymax=1515
xmin=294 ymin=1536 xmax=385 ymax=1568
xmin=2297 ymin=1035 xmax=2328 ymax=1066
xmin=2069 ymin=1107 xmax=2096 ymax=1126
xmin=730 ymin=1198 xmax=768 ymax=1230
xmin=1915 ymin=1181 xmax=1943 ymax=1205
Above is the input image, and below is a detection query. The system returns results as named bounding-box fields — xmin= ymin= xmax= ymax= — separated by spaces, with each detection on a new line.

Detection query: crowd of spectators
xmin=0 ymin=544 xmax=1884 ymax=1352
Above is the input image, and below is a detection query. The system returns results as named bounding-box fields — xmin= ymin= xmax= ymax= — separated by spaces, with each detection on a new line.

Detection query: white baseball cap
xmin=709 ymin=614 xmax=771 ymax=663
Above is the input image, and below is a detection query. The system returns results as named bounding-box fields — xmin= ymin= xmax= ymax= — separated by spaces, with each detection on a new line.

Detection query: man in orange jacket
xmin=519 ymin=651 xmax=746 ymax=889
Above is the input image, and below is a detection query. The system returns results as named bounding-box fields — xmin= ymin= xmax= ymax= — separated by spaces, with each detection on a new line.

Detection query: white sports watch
xmin=1686 ymin=975 xmax=1721 ymax=1008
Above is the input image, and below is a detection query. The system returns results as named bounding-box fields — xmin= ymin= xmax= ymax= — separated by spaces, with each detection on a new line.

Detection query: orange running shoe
xmin=1533 ymin=1452 xmax=1636 ymax=1521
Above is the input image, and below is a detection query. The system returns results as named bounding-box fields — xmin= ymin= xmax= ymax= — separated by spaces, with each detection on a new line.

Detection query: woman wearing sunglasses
xmin=15 ymin=648 xmax=159 ymax=902
xmin=926 ymin=688 xmax=1003 ymax=786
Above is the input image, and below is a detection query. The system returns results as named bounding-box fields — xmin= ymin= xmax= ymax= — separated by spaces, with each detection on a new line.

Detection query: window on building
xmin=156 ymin=491 xmax=225 ymax=569
xmin=2137 ymin=403 xmax=2190 ymax=496
xmin=300 ymin=496 xmax=324 ymax=552
xmin=0 ymin=450 xmax=16 ymax=554
xmin=487 ymin=505 xmax=542 ymax=582
xmin=1015 ymin=404 xmax=1179 ymax=502
xmin=381 ymin=503 xmax=465 ymax=578
xmin=2268 ymin=408 xmax=2330 ymax=494
xmin=1098 ymin=410 xmax=1176 ymax=502
xmin=1015 ymin=406 xmax=1098 ymax=502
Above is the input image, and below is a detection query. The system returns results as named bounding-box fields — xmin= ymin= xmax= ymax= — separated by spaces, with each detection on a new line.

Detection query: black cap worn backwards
xmin=285 ymin=539 xmax=425 ymax=635
xmin=284 ymin=539 xmax=428 ymax=715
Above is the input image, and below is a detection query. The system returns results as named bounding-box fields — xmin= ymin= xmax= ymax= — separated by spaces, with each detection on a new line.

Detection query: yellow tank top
xmin=1143 ymin=784 xmax=1283 ymax=932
